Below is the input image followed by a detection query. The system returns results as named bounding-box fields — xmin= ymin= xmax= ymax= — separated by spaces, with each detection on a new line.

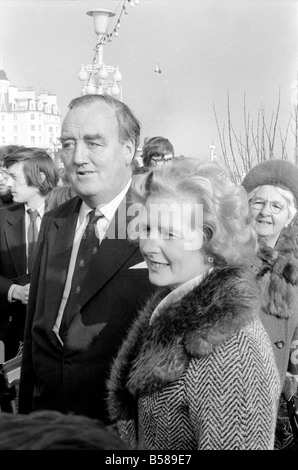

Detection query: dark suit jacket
xmin=0 ymin=204 xmax=29 ymax=361
xmin=0 ymin=192 xmax=14 ymax=208
xmin=18 ymin=195 xmax=156 ymax=422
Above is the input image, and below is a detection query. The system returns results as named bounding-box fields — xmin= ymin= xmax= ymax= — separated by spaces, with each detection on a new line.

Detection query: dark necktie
xmin=59 ymin=209 xmax=103 ymax=339
xmin=27 ymin=208 xmax=39 ymax=272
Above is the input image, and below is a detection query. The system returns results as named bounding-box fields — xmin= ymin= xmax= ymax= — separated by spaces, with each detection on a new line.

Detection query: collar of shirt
xmin=25 ymin=202 xmax=45 ymax=219
xmin=78 ymin=178 xmax=132 ymax=227
xmin=149 ymin=267 xmax=214 ymax=325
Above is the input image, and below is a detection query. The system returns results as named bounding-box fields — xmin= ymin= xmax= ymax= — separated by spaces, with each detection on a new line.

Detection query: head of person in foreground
xmin=128 ymin=157 xmax=258 ymax=289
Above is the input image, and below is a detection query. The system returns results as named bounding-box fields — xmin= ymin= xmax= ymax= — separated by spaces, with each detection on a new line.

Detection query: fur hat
xmin=242 ymin=159 xmax=298 ymax=204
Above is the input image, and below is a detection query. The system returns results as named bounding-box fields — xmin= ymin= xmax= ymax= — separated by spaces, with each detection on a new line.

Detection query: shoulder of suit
xmin=0 ymin=203 xmax=24 ymax=216
xmin=44 ymin=195 xmax=81 ymax=219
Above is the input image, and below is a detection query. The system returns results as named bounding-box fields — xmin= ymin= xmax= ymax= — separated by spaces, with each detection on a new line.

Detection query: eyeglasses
xmin=151 ymin=154 xmax=173 ymax=165
xmin=250 ymin=199 xmax=286 ymax=214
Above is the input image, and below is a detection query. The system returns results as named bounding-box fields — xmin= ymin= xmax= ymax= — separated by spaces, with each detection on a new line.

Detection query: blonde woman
xmin=108 ymin=158 xmax=280 ymax=450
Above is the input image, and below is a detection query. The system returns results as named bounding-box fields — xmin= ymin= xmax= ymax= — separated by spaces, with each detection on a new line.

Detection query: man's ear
xmin=39 ymin=172 xmax=46 ymax=184
xmin=124 ymin=139 xmax=135 ymax=166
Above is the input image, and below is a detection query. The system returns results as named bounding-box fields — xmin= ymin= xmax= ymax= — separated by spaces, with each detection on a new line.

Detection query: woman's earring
xmin=207 ymin=256 xmax=214 ymax=264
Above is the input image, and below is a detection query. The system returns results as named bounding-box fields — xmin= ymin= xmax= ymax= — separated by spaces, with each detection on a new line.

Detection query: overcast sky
xmin=0 ymin=0 xmax=297 ymax=163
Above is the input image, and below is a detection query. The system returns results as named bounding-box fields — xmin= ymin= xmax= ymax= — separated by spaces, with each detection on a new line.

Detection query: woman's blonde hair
xmin=130 ymin=158 xmax=258 ymax=265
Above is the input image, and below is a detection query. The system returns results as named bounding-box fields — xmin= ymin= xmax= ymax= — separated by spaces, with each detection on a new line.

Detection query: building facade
xmin=0 ymin=69 xmax=61 ymax=151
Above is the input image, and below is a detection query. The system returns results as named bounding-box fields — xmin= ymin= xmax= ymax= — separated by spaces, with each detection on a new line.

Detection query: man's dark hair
xmin=142 ymin=136 xmax=175 ymax=168
xmin=3 ymin=147 xmax=59 ymax=196
xmin=0 ymin=145 xmax=20 ymax=163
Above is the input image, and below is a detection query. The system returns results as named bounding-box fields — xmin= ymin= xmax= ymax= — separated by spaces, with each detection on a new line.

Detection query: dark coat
xmin=252 ymin=223 xmax=298 ymax=450
xmin=0 ymin=192 xmax=14 ymax=208
xmin=0 ymin=203 xmax=28 ymax=361
xmin=18 ymin=195 xmax=156 ymax=423
xmin=252 ymin=225 xmax=298 ymax=388
xmin=107 ymin=266 xmax=280 ymax=450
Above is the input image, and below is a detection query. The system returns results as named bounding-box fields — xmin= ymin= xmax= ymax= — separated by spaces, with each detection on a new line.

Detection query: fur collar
xmin=253 ymin=223 xmax=298 ymax=319
xmin=107 ymin=265 xmax=260 ymax=421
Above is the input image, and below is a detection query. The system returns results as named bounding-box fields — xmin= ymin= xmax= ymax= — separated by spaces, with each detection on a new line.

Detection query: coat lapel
xmin=78 ymin=237 xmax=139 ymax=308
xmin=66 ymin=196 xmax=139 ymax=324
xmin=4 ymin=205 xmax=26 ymax=276
xmin=43 ymin=198 xmax=81 ymax=332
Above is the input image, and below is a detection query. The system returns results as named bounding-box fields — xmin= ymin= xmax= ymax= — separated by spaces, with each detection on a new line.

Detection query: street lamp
xmin=78 ymin=8 xmax=123 ymax=99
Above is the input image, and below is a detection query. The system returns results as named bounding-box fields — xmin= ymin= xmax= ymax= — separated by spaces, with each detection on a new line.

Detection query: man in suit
xmin=0 ymin=147 xmax=59 ymax=410
xmin=18 ymin=94 xmax=156 ymax=423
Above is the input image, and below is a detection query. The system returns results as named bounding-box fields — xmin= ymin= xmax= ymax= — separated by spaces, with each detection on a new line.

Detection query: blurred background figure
xmin=0 ymin=146 xmax=59 ymax=412
xmin=134 ymin=136 xmax=175 ymax=174
xmin=45 ymin=184 xmax=77 ymax=212
xmin=0 ymin=145 xmax=20 ymax=207
xmin=45 ymin=160 xmax=77 ymax=211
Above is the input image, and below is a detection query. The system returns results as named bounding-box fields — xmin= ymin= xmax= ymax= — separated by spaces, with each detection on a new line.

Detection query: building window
xmin=1 ymin=115 xmax=4 ymax=121
xmin=31 ymin=125 xmax=35 ymax=131
xmin=30 ymin=114 xmax=35 ymax=120
xmin=14 ymin=126 xmax=17 ymax=132
xmin=2 ymin=137 xmax=5 ymax=144
xmin=31 ymin=136 xmax=35 ymax=144
xmin=1 ymin=126 xmax=5 ymax=132
xmin=49 ymin=126 xmax=53 ymax=133
xmin=39 ymin=125 xmax=42 ymax=132
xmin=13 ymin=114 xmax=17 ymax=121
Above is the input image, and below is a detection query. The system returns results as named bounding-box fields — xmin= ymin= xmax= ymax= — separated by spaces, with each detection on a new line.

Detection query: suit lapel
xmin=44 ymin=198 xmax=81 ymax=332
xmin=4 ymin=205 xmax=26 ymax=276
xmin=67 ymin=196 xmax=138 ymax=319
xmin=78 ymin=237 xmax=138 ymax=309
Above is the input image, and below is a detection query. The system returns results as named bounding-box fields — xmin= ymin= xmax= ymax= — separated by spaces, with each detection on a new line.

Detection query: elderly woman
xmin=242 ymin=159 xmax=298 ymax=450
xmin=107 ymin=159 xmax=280 ymax=450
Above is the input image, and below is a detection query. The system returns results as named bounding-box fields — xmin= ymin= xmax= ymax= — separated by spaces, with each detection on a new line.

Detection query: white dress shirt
xmin=8 ymin=202 xmax=45 ymax=302
xmin=24 ymin=202 xmax=45 ymax=268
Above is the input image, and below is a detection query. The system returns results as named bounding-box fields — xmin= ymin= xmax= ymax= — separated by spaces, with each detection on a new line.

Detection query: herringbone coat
xmin=107 ymin=265 xmax=281 ymax=450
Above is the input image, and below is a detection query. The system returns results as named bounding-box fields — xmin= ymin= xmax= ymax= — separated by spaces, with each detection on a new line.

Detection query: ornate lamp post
xmin=78 ymin=8 xmax=123 ymax=99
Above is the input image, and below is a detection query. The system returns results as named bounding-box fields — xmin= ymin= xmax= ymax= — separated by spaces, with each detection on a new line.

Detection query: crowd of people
xmin=0 ymin=93 xmax=297 ymax=451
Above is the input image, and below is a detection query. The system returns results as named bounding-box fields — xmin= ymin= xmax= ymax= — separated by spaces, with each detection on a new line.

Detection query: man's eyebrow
xmin=58 ymin=133 xmax=104 ymax=143
xmin=58 ymin=135 xmax=71 ymax=143
xmin=84 ymin=133 xmax=104 ymax=141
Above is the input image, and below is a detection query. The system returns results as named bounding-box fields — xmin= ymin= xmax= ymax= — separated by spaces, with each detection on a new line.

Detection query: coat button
xmin=275 ymin=340 xmax=285 ymax=349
